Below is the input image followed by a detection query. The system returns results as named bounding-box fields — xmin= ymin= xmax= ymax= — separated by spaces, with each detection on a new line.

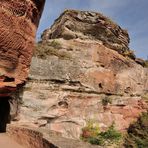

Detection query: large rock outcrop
xmin=42 ymin=10 xmax=132 ymax=57
xmin=0 ymin=0 xmax=45 ymax=96
xmin=13 ymin=10 xmax=148 ymax=141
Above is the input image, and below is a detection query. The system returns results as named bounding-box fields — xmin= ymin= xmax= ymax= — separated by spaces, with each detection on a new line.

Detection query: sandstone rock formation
xmin=0 ymin=0 xmax=45 ymax=96
xmin=7 ymin=125 xmax=100 ymax=148
xmin=11 ymin=10 xmax=148 ymax=143
xmin=0 ymin=0 xmax=45 ymax=134
xmin=41 ymin=10 xmax=133 ymax=58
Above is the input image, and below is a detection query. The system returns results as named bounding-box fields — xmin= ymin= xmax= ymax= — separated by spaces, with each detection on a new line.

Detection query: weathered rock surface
xmin=0 ymin=133 xmax=23 ymax=148
xmin=42 ymin=10 xmax=131 ymax=57
xmin=7 ymin=125 xmax=100 ymax=148
xmin=0 ymin=0 xmax=45 ymax=95
xmin=12 ymin=10 xmax=148 ymax=141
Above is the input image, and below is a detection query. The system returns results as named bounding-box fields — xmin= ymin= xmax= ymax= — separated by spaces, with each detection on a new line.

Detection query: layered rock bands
xmin=16 ymin=10 xmax=148 ymax=139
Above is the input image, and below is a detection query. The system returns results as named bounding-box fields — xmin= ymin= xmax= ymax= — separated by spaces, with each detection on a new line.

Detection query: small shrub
xmin=100 ymin=123 xmax=122 ymax=142
xmin=122 ymin=50 xmax=135 ymax=59
xmin=124 ymin=112 xmax=148 ymax=148
xmin=49 ymin=40 xmax=62 ymax=49
xmin=81 ymin=121 xmax=122 ymax=146
xmin=102 ymin=96 xmax=112 ymax=106
xmin=87 ymin=136 xmax=104 ymax=145
xmin=81 ymin=120 xmax=100 ymax=139
xmin=144 ymin=60 xmax=148 ymax=68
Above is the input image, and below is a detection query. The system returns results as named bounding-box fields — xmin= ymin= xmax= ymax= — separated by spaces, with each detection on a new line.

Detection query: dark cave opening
xmin=0 ymin=97 xmax=10 ymax=133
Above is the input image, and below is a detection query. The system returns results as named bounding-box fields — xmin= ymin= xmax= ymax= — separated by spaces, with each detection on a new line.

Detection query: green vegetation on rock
xmin=102 ymin=96 xmax=112 ymax=106
xmin=124 ymin=112 xmax=148 ymax=148
xmin=142 ymin=93 xmax=148 ymax=102
xmin=49 ymin=40 xmax=62 ymax=49
xmin=81 ymin=120 xmax=122 ymax=146
xmin=34 ymin=41 xmax=71 ymax=60
xmin=122 ymin=50 xmax=136 ymax=59
xmin=144 ymin=60 xmax=148 ymax=68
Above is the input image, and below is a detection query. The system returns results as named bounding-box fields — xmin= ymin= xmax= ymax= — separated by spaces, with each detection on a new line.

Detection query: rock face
xmin=0 ymin=0 xmax=45 ymax=95
xmin=42 ymin=10 xmax=131 ymax=57
xmin=14 ymin=10 xmax=148 ymax=140
xmin=7 ymin=125 xmax=100 ymax=148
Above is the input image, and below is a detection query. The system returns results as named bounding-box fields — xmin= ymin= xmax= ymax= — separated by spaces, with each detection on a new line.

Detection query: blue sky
xmin=37 ymin=0 xmax=148 ymax=59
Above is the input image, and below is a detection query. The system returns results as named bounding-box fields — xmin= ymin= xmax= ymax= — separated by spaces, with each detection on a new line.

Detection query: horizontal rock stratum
xmin=12 ymin=9 xmax=148 ymax=141
xmin=39 ymin=10 xmax=147 ymax=96
xmin=0 ymin=0 xmax=45 ymax=96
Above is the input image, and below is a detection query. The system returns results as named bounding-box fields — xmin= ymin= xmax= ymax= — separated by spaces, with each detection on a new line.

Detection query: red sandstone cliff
xmin=0 ymin=0 xmax=45 ymax=96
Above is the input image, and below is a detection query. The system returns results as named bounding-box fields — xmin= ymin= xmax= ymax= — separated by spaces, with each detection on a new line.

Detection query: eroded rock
xmin=12 ymin=9 xmax=148 ymax=140
xmin=42 ymin=10 xmax=130 ymax=56
xmin=7 ymin=125 xmax=100 ymax=148
xmin=0 ymin=0 xmax=45 ymax=95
